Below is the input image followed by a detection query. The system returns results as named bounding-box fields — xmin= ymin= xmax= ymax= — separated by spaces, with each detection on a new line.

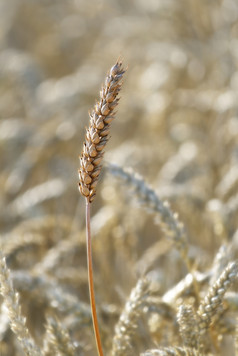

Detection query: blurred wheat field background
xmin=0 ymin=0 xmax=238 ymax=355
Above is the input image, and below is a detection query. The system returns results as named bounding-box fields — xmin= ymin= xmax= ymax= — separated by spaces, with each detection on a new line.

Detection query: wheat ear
xmin=43 ymin=316 xmax=75 ymax=356
xmin=197 ymin=261 xmax=238 ymax=351
xmin=107 ymin=164 xmax=188 ymax=255
xmin=0 ymin=250 xmax=41 ymax=356
xmin=78 ymin=60 xmax=125 ymax=202
xmin=78 ymin=59 xmax=126 ymax=356
xmin=197 ymin=261 xmax=238 ymax=332
xmin=108 ymin=163 xmax=200 ymax=302
xmin=111 ymin=278 xmax=150 ymax=356
xmin=177 ymin=305 xmax=199 ymax=349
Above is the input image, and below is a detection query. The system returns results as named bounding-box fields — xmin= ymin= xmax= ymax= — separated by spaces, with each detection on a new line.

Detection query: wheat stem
xmin=78 ymin=60 xmax=126 ymax=355
xmin=86 ymin=198 xmax=104 ymax=356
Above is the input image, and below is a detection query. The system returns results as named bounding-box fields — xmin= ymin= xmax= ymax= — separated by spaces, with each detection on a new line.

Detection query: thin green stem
xmin=85 ymin=199 xmax=104 ymax=356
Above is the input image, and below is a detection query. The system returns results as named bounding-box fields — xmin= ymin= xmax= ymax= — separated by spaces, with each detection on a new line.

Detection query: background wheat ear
xmin=196 ymin=260 xmax=238 ymax=352
xmin=0 ymin=249 xmax=41 ymax=356
xmin=78 ymin=59 xmax=126 ymax=356
xmin=43 ymin=315 xmax=76 ymax=356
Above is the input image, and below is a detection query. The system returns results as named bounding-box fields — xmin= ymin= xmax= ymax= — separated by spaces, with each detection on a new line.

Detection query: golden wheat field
xmin=1 ymin=1 xmax=238 ymax=355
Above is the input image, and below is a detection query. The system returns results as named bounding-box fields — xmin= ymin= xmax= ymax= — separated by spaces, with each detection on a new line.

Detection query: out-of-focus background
xmin=0 ymin=0 xmax=238 ymax=355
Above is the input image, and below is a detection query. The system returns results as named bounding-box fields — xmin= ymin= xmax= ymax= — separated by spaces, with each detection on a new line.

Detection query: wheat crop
xmin=0 ymin=1 xmax=238 ymax=355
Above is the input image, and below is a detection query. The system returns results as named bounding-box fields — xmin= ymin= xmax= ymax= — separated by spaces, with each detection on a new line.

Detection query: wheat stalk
xmin=78 ymin=59 xmax=126 ymax=356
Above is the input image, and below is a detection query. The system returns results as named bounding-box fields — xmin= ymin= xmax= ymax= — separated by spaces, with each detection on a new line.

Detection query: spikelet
xmin=78 ymin=60 xmax=126 ymax=203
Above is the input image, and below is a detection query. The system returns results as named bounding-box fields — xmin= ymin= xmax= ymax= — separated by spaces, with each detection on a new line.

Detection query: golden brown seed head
xmin=78 ymin=59 xmax=126 ymax=202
